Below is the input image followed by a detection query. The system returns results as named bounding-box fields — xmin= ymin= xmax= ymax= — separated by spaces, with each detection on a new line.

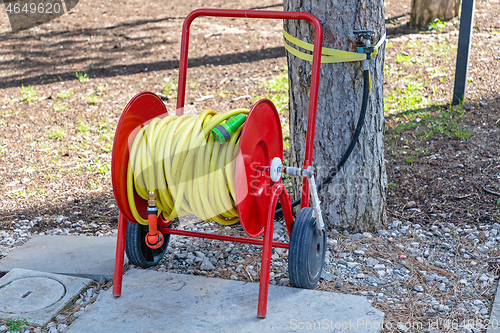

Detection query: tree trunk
xmin=411 ymin=0 xmax=461 ymax=27
xmin=284 ymin=0 xmax=387 ymax=232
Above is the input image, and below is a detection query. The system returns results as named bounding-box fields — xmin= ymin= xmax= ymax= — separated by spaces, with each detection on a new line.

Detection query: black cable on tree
xmin=275 ymin=67 xmax=370 ymax=217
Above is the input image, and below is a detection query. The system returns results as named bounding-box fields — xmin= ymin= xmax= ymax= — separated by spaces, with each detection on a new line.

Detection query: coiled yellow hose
xmin=126 ymin=108 xmax=250 ymax=226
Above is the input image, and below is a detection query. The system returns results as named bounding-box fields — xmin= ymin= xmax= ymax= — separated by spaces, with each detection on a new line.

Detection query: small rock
xmin=99 ymin=276 xmax=106 ymax=286
xmin=414 ymin=285 xmax=424 ymax=292
xmin=406 ymin=201 xmax=416 ymax=209
xmin=354 ymin=250 xmax=365 ymax=255
xmin=0 ymin=325 xmax=7 ymax=332
xmin=347 ymin=262 xmax=358 ymax=269
xmin=397 ymin=323 xmax=409 ymax=332
xmin=391 ymin=220 xmax=401 ymax=229
xmin=425 ymin=309 xmax=437 ymax=316
xmin=321 ymin=271 xmax=335 ymax=281
xmin=377 ymin=230 xmax=389 ymax=236
xmin=85 ymin=289 xmax=94 ymax=299
xmin=55 ymin=314 xmax=66 ymax=322
xmin=73 ymin=310 xmax=84 ymax=318
xmin=279 ymin=278 xmax=290 ymax=286
xmin=200 ymin=260 xmax=215 ymax=271
xmin=365 ymin=257 xmax=379 ymax=267
xmin=335 ymin=281 xmax=343 ymax=288
xmin=438 ymin=283 xmax=446 ymax=291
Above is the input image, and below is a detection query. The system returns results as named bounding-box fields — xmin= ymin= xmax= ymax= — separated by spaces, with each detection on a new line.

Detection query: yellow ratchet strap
xmin=283 ymin=29 xmax=386 ymax=63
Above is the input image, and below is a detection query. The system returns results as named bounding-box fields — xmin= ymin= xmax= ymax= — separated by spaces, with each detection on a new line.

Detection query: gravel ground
xmin=1 ymin=214 xmax=499 ymax=332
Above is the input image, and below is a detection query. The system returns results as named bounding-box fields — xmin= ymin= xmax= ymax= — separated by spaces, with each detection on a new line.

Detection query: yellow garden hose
xmin=126 ymin=108 xmax=250 ymax=226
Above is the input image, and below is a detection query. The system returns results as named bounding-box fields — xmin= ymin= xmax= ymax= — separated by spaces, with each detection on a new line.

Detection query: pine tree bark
xmin=411 ymin=0 xmax=461 ymax=27
xmin=284 ymin=0 xmax=387 ymax=232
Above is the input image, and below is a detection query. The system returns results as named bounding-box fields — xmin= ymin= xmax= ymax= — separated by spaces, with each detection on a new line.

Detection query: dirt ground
xmin=0 ymin=0 xmax=498 ymax=239
xmin=0 ymin=0 xmax=499 ymax=331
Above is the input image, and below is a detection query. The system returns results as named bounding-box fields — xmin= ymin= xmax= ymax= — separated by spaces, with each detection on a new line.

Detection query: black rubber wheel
xmin=125 ymin=221 xmax=170 ymax=268
xmin=288 ymin=207 xmax=327 ymax=289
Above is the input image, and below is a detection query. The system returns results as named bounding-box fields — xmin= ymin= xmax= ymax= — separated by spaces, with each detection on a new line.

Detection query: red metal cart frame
xmin=112 ymin=8 xmax=324 ymax=318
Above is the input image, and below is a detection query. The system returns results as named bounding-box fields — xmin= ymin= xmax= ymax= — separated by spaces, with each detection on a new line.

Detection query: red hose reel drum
xmin=236 ymin=99 xmax=283 ymax=237
xmin=111 ymin=92 xmax=169 ymax=227
xmin=111 ymin=93 xmax=283 ymax=238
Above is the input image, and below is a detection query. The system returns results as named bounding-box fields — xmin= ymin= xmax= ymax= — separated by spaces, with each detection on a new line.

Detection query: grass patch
xmin=57 ymin=90 xmax=74 ymax=99
xmin=405 ymin=153 xmax=419 ymax=165
xmin=386 ymin=104 xmax=472 ymax=142
xmin=162 ymin=78 xmax=178 ymax=96
xmin=423 ymin=104 xmax=473 ymax=141
xmin=283 ymin=135 xmax=290 ymax=150
xmin=218 ymin=91 xmax=231 ymax=98
xmin=76 ymin=72 xmax=88 ymax=83
xmin=89 ymin=181 xmax=101 ymax=189
xmin=428 ymin=18 xmax=449 ymax=32
xmin=20 ymin=85 xmax=39 ymax=104
xmin=97 ymin=120 xmax=113 ymax=147
xmin=255 ymin=67 xmax=289 ymax=113
xmin=8 ymin=189 xmax=38 ymax=199
xmin=86 ymin=95 xmax=102 ymax=104
xmin=76 ymin=120 xmax=89 ymax=133
xmin=6 ymin=317 xmax=28 ymax=332
xmin=89 ymin=156 xmax=110 ymax=176
xmin=394 ymin=52 xmax=419 ymax=65
xmin=53 ymin=101 xmax=67 ymax=111
xmin=47 ymin=126 xmax=65 ymax=139
xmin=384 ymin=80 xmax=429 ymax=114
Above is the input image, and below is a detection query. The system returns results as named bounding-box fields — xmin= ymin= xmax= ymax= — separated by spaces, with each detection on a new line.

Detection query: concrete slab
xmin=0 ymin=235 xmax=123 ymax=280
xmin=68 ymin=269 xmax=384 ymax=333
xmin=0 ymin=268 xmax=92 ymax=326
xmin=487 ymin=280 xmax=500 ymax=332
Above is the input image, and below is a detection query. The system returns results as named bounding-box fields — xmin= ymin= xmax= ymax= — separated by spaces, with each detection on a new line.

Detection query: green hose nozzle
xmin=212 ymin=114 xmax=247 ymax=143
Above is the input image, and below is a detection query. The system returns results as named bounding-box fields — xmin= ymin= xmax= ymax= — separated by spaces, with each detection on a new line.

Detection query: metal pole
xmin=452 ymin=0 xmax=476 ymax=105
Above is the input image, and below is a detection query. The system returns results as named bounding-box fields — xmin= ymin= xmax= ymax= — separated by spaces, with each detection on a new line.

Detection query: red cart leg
xmin=257 ymin=183 xmax=289 ymax=318
xmin=113 ymin=212 xmax=127 ymax=296
xmin=257 ymin=205 xmax=274 ymax=318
